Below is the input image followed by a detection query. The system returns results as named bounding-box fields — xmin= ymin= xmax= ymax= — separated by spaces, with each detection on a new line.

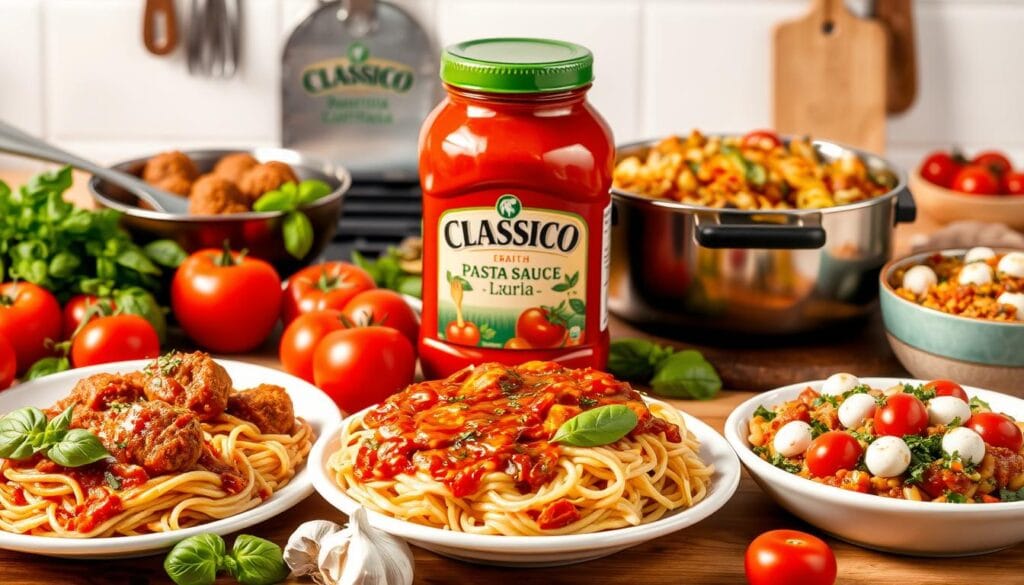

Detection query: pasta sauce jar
xmin=419 ymin=38 xmax=614 ymax=378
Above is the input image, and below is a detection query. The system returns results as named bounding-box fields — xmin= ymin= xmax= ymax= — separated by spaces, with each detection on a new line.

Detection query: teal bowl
xmin=880 ymin=249 xmax=1024 ymax=394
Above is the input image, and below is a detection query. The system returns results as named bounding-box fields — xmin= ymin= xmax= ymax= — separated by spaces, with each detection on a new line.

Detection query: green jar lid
xmin=440 ymin=38 xmax=594 ymax=93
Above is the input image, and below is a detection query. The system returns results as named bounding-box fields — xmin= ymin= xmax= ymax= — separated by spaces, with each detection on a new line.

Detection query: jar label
xmin=436 ymin=193 xmax=588 ymax=349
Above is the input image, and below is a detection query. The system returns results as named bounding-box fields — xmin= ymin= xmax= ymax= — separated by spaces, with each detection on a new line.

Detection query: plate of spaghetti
xmin=0 ymin=353 xmax=340 ymax=558
xmin=310 ymin=361 xmax=739 ymax=566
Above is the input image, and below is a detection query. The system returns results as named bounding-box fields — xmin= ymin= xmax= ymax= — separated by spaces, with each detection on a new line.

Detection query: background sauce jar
xmin=419 ymin=38 xmax=614 ymax=378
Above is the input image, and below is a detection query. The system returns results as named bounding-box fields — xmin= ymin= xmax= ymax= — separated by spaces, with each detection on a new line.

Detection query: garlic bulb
xmin=318 ymin=507 xmax=414 ymax=585
xmin=285 ymin=520 xmax=344 ymax=584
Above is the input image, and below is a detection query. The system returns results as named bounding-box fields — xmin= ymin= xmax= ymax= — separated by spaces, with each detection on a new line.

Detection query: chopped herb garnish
xmin=753 ymin=405 xmax=776 ymax=421
xmin=104 ymin=471 xmax=122 ymax=490
xmin=116 ymin=441 xmax=128 ymax=450
xmin=944 ymin=491 xmax=968 ymax=504
xmin=812 ymin=394 xmax=840 ymax=408
xmin=849 ymin=430 xmax=876 ymax=444
xmin=841 ymin=384 xmax=872 ymax=399
xmin=901 ymin=383 xmax=936 ymax=402
xmin=454 ymin=430 xmax=478 ymax=447
xmin=1000 ymin=487 xmax=1024 ymax=502
xmin=493 ymin=408 xmax=507 ymax=416
xmin=108 ymin=402 xmax=130 ymax=413
xmin=970 ymin=396 xmax=991 ymax=413
xmin=446 ymin=395 xmax=467 ymax=403
xmin=364 ymin=438 xmax=380 ymax=451
xmin=903 ymin=433 xmax=943 ymax=485
xmin=498 ymin=374 xmax=522 ymax=396
xmin=154 ymin=353 xmax=182 ymax=376
xmin=769 ymin=453 xmax=802 ymax=474
xmin=809 ymin=419 xmax=829 ymax=439
xmin=752 ymin=445 xmax=769 ymax=457
xmin=579 ymin=396 xmax=599 ymax=409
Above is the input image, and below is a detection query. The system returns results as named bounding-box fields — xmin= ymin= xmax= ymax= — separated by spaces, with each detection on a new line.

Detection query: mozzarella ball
xmin=821 ymin=373 xmax=860 ymax=396
xmin=901 ymin=265 xmax=938 ymax=297
xmin=773 ymin=421 xmax=813 ymax=458
xmin=998 ymin=292 xmax=1024 ymax=321
xmin=958 ymin=262 xmax=994 ymax=286
xmin=865 ymin=436 xmax=911 ymax=478
xmin=997 ymin=252 xmax=1024 ymax=278
xmin=838 ymin=393 xmax=877 ymax=429
xmin=964 ymin=247 xmax=996 ymax=264
xmin=942 ymin=427 xmax=986 ymax=465
xmin=927 ymin=395 xmax=973 ymax=426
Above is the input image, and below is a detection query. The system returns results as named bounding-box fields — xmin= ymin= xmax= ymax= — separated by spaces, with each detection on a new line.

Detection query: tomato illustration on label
xmin=444 ymin=275 xmax=481 ymax=346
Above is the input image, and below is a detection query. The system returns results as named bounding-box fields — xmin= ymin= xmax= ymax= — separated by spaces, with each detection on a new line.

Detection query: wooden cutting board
xmin=773 ymin=0 xmax=888 ymax=152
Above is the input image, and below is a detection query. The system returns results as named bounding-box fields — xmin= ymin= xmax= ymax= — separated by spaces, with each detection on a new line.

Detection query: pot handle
xmin=696 ymin=224 xmax=826 ymax=249
xmin=895 ymin=186 xmax=916 ymax=224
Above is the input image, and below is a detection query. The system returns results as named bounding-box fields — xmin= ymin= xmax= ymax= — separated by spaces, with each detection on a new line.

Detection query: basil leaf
xmin=116 ymin=248 xmax=161 ymax=275
xmin=229 ymin=535 xmax=289 ymax=585
xmin=27 ymin=167 xmax=72 ymax=195
xmin=650 ymin=349 xmax=722 ymax=400
xmin=23 ymin=356 xmax=70 ymax=381
xmin=48 ymin=251 xmax=81 ymax=278
xmin=396 ymin=275 xmax=423 ymax=298
xmin=114 ymin=287 xmax=167 ymax=343
xmin=0 ymin=407 xmax=48 ymax=460
xmin=252 ymin=188 xmax=295 ymax=212
xmin=282 ymin=211 xmax=314 ymax=259
xmin=47 ymin=429 xmax=109 ymax=467
xmin=36 ymin=406 xmax=73 ymax=448
xmin=296 ymin=179 xmax=332 ymax=206
xmin=552 ymin=404 xmax=638 ymax=447
xmin=144 ymin=240 xmax=187 ymax=268
xmin=568 ymin=298 xmax=586 ymax=315
xmin=164 ymin=533 xmax=227 ymax=585
xmin=607 ymin=338 xmax=675 ymax=382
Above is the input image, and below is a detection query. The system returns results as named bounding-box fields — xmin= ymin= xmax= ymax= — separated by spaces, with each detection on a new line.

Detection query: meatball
xmin=93 ymin=401 xmax=203 ymax=475
xmin=227 ymin=384 xmax=295 ymax=435
xmin=143 ymin=352 xmax=232 ymax=421
xmin=213 ymin=153 xmax=259 ymax=184
xmin=238 ymin=161 xmax=299 ymax=202
xmin=188 ymin=174 xmax=250 ymax=215
xmin=143 ymin=151 xmax=199 ymax=185
xmin=154 ymin=174 xmax=193 ymax=197
xmin=53 ymin=373 xmax=145 ymax=415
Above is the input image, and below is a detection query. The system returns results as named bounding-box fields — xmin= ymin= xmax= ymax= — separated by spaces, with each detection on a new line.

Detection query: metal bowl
xmin=88 ymin=148 xmax=351 ymax=277
xmin=609 ymin=136 xmax=916 ymax=337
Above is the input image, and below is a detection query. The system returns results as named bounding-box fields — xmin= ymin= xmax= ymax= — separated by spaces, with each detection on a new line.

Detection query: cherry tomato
xmin=171 ymin=247 xmax=282 ymax=353
xmin=279 ymin=310 xmax=346 ymax=383
xmin=742 ymin=130 xmax=782 ymax=150
xmin=0 ymin=335 xmax=15 ymax=391
xmin=745 ymin=529 xmax=837 ymax=585
xmin=341 ymin=289 xmax=419 ymax=348
xmin=919 ymin=151 xmax=961 ymax=188
xmin=805 ymin=431 xmax=863 ymax=477
xmin=62 ymin=294 xmax=116 ymax=339
xmin=70 ymin=315 xmax=160 ymax=368
xmin=924 ymin=379 xmax=968 ymax=403
xmin=952 ymin=165 xmax=1000 ymax=195
xmin=966 ymin=412 xmax=1023 ymax=451
xmin=281 ymin=262 xmax=375 ymax=326
xmin=972 ymin=151 xmax=1012 ymax=176
xmin=0 ymin=282 xmax=62 ymax=375
xmin=312 ymin=326 xmax=416 ymax=413
xmin=873 ymin=393 xmax=929 ymax=437
xmin=445 ymin=321 xmax=480 ymax=346
xmin=515 ymin=307 xmax=566 ymax=349
xmin=1003 ymin=171 xmax=1024 ymax=195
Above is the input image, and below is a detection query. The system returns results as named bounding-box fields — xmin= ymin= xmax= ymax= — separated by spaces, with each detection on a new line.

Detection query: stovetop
xmin=323 ymin=180 xmax=422 ymax=260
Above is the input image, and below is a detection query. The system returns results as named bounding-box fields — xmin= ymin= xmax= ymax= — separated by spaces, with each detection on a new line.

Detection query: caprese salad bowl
xmin=725 ymin=376 xmax=1024 ymax=556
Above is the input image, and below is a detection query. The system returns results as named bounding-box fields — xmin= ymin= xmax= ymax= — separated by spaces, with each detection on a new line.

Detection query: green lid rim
xmin=440 ymin=37 xmax=594 ymax=94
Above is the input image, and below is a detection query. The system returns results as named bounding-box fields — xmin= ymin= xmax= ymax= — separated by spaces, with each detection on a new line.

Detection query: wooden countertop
xmin=0 ymin=167 xmax=1016 ymax=584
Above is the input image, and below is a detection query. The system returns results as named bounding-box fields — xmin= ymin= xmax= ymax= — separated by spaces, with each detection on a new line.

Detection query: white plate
xmin=310 ymin=404 xmax=740 ymax=567
xmin=0 ymin=359 xmax=341 ymax=559
xmin=725 ymin=378 xmax=1024 ymax=557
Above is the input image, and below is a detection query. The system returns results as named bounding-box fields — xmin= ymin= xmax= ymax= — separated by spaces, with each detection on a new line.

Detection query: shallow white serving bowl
xmin=725 ymin=378 xmax=1024 ymax=557
xmin=0 ymin=359 xmax=341 ymax=559
xmin=310 ymin=404 xmax=740 ymax=567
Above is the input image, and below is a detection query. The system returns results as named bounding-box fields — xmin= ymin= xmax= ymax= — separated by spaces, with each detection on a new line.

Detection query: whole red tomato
xmin=1003 ymin=171 xmax=1024 ymax=195
xmin=0 ymin=282 xmax=62 ymax=374
xmin=0 ymin=335 xmax=15 ymax=391
xmin=280 ymin=310 xmax=347 ymax=383
xmin=967 ymin=412 xmax=1023 ymax=451
xmin=62 ymin=294 xmax=116 ymax=339
xmin=952 ymin=165 xmax=1000 ymax=195
xmin=805 ymin=432 xmax=863 ymax=477
xmin=874 ymin=393 xmax=929 ymax=437
xmin=312 ymin=326 xmax=416 ymax=413
xmin=972 ymin=151 xmax=1012 ymax=176
xmin=515 ymin=307 xmax=566 ymax=349
xmin=281 ymin=262 xmax=375 ymax=326
xmin=924 ymin=379 xmax=968 ymax=403
xmin=919 ymin=151 xmax=961 ymax=188
xmin=745 ymin=530 xmax=837 ymax=585
xmin=742 ymin=130 xmax=782 ymax=150
xmin=445 ymin=320 xmax=480 ymax=346
xmin=70 ymin=315 xmax=160 ymax=367
xmin=171 ymin=247 xmax=282 ymax=353
xmin=341 ymin=289 xmax=419 ymax=348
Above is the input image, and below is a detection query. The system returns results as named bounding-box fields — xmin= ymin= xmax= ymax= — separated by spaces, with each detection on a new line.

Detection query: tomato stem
xmin=214 ymin=240 xmax=248 ymax=267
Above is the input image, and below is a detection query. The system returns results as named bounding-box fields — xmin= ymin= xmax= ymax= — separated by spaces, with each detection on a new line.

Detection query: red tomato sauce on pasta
xmin=353 ymin=361 xmax=680 ymax=500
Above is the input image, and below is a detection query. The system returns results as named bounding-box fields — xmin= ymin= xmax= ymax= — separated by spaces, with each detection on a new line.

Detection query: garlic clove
xmin=284 ymin=519 xmax=344 ymax=584
xmin=317 ymin=507 xmax=415 ymax=585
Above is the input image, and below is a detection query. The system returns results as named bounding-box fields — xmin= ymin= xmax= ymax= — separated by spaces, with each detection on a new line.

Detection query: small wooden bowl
xmin=909 ymin=169 xmax=1024 ymax=229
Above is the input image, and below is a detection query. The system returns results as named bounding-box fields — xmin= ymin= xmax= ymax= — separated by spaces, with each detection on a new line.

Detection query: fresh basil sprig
xmin=0 ymin=406 xmax=109 ymax=467
xmin=165 ymin=533 xmax=289 ymax=585
xmin=552 ymin=404 xmax=638 ymax=447
xmin=252 ymin=179 xmax=332 ymax=260
xmin=607 ymin=338 xmax=722 ymax=400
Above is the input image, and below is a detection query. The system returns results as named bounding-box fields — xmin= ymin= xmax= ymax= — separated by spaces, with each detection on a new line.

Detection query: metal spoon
xmin=0 ymin=119 xmax=189 ymax=214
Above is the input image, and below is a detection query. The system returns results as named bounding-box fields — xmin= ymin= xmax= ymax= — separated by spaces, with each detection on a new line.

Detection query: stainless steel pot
xmin=609 ymin=138 xmax=916 ymax=336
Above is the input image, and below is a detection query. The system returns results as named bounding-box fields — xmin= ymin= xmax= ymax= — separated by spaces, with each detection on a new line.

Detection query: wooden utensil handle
xmin=143 ymin=0 xmax=178 ymax=56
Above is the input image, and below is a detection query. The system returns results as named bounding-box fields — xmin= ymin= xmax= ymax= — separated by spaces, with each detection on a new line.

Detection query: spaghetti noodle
xmin=329 ymin=361 xmax=713 ymax=536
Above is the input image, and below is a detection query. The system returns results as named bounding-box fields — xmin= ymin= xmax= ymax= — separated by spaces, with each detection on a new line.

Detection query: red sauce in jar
xmin=419 ymin=38 xmax=614 ymax=378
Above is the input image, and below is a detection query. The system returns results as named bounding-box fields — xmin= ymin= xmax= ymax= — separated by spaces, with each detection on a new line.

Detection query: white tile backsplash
xmin=3 ymin=0 xmax=1024 ymax=174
